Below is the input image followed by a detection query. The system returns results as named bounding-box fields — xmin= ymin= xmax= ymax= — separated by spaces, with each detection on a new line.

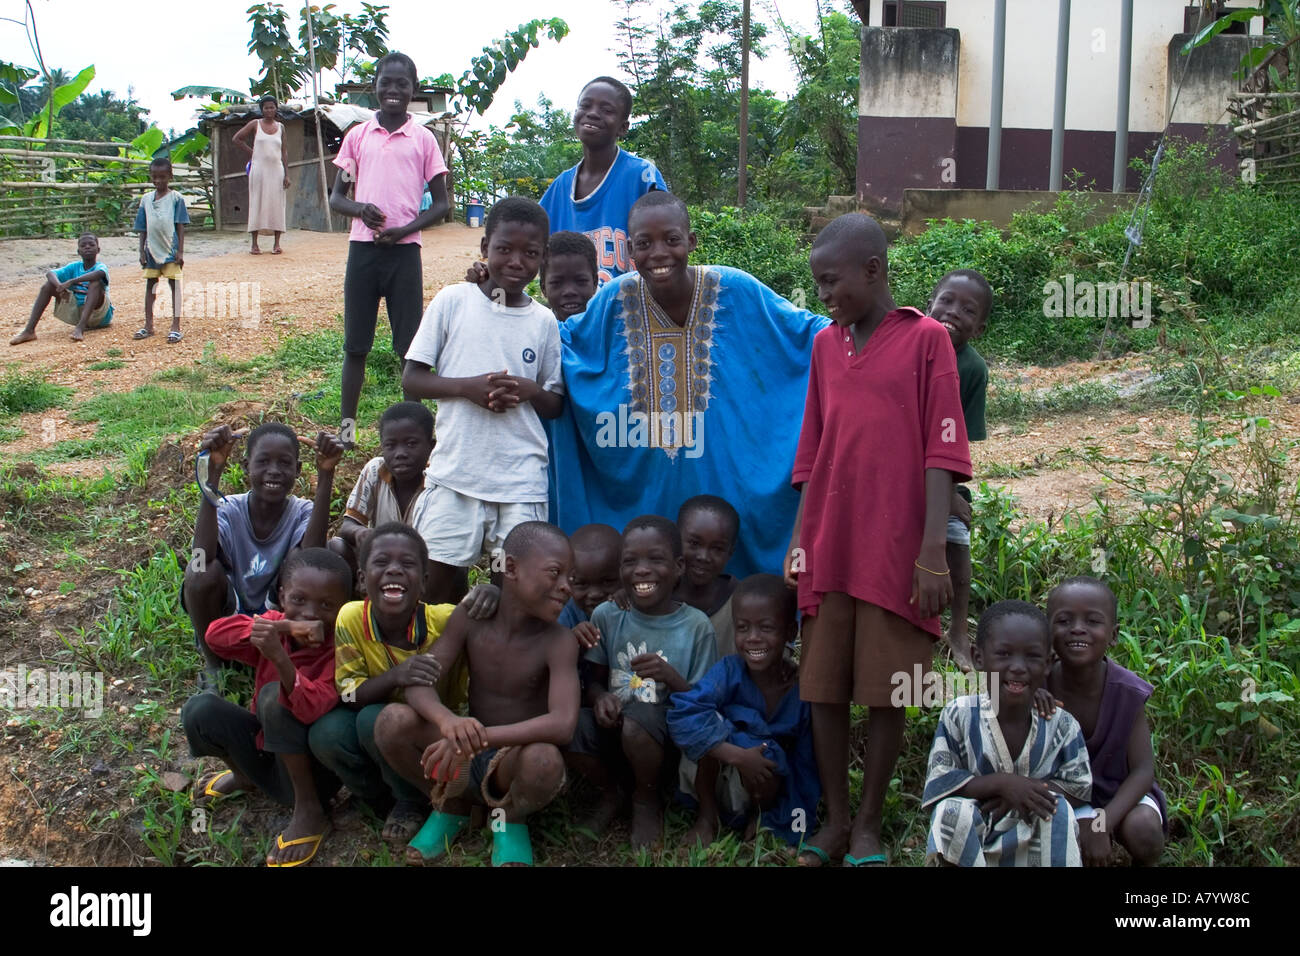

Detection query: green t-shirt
xmin=955 ymin=343 xmax=988 ymax=442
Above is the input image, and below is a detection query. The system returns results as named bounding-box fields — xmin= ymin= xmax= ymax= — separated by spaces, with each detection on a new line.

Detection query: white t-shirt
xmin=405 ymin=283 xmax=563 ymax=502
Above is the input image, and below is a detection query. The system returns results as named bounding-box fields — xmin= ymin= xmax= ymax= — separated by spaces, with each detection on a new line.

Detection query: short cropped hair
xmin=281 ymin=546 xmax=353 ymax=599
xmin=541 ymin=231 xmax=599 ymax=284
xmin=379 ymin=401 xmax=433 ymax=439
xmin=932 ymin=268 xmax=994 ymax=322
xmin=246 ymin=421 xmax=299 ymax=460
xmin=374 ymin=51 xmax=419 ymax=86
xmin=812 ymin=212 xmax=889 ymax=263
xmin=504 ymin=520 xmax=571 ymax=560
xmin=975 ymin=600 xmax=1049 ymax=651
xmin=485 ymin=196 xmax=549 ymax=241
xmin=570 ymin=523 xmax=623 ymax=554
xmin=677 ymin=494 xmax=740 ymax=546
xmin=629 ymin=190 xmax=689 ymax=232
xmin=359 ymin=521 xmax=429 ymax=570
xmin=258 ymin=94 xmax=278 ymax=108
xmin=582 ymin=75 xmax=633 ymax=119
xmin=623 ymin=514 xmax=682 ymax=558
xmin=732 ymin=573 xmax=797 ymax=623
xmin=150 ymin=156 xmax=173 ymax=172
xmin=1048 ymin=575 xmax=1118 ymax=622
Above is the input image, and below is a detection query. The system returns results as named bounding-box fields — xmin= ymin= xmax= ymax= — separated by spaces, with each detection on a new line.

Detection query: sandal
xmin=195 ymin=769 xmax=245 ymax=806
xmin=132 ymin=328 xmax=154 ymax=340
xmin=265 ymin=830 xmax=326 ymax=867
xmin=381 ymin=800 xmax=428 ymax=844
xmin=406 ymin=810 xmax=469 ymax=865
xmin=491 ymin=821 xmax=533 ymax=867
xmin=844 ymin=853 xmax=888 ymax=867
xmin=167 ymin=330 xmax=183 ymax=344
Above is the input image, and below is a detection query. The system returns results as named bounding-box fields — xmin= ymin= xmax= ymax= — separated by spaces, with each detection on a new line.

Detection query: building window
xmin=883 ymin=1 xmax=946 ymax=28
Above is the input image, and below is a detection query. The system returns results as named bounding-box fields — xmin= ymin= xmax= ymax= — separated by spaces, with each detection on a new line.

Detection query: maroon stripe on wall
xmin=857 ymin=115 xmax=957 ymax=209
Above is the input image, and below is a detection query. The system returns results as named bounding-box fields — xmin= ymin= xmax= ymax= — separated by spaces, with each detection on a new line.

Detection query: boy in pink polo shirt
xmin=330 ymin=51 xmax=450 ymax=444
xmin=785 ymin=213 xmax=971 ymax=867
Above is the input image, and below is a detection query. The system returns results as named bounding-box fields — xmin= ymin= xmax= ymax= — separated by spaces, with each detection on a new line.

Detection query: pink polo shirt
xmin=792 ymin=307 xmax=972 ymax=634
xmin=334 ymin=114 xmax=448 ymax=245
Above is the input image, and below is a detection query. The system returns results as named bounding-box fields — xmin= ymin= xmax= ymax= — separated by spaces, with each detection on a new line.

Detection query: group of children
xmin=7 ymin=52 xmax=1167 ymax=867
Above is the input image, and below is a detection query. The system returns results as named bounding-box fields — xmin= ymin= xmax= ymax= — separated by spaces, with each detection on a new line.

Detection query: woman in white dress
xmin=233 ymin=95 xmax=290 ymax=254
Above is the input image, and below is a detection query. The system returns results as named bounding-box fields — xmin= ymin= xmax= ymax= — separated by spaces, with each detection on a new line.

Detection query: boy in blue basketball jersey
xmin=540 ymin=76 xmax=666 ymax=285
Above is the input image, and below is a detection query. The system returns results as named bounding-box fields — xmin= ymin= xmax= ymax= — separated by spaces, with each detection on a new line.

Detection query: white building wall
xmin=863 ymin=1 xmax=1263 ymax=131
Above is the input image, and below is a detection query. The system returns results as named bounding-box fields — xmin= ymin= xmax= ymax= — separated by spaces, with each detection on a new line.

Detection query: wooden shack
xmin=199 ymin=103 xmax=455 ymax=232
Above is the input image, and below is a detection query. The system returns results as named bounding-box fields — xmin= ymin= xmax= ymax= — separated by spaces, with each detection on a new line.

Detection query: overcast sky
xmin=3 ymin=0 xmax=818 ymax=137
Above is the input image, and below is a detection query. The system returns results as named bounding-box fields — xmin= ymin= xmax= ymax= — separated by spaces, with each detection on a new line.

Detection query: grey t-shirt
xmin=214 ymin=492 xmax=313 ymax=612
xmin=405 ymin=283 xmax=563 ymax=503
xmin=586 ymin=601 xmax=719 ymax=704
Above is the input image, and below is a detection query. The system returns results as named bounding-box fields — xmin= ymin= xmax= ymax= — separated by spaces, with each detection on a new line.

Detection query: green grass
xmin=86 ymin=360 xmax=125 ymax=371
xmin=0 ymin=369 xmax=71 ymax=418
xmin=987 ymin=379 xmax=1124 ymax=423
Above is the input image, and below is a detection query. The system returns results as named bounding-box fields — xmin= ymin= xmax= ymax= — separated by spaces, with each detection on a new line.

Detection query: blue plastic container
xmin=466 ymin=202 xmax=485 ymax=227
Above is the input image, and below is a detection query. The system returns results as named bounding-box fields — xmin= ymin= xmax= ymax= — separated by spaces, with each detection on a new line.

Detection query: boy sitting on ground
xmin=566 ymin=515 xmax=718 ymax=848
xmin=10 ymin=232 xmax=114 ymax=345
xmin=309 ymin=522 xmax=469 ymax=845
xmin=184 ymin=422 xmax=343 ymax=689
xmin=328 ymin=401 xmax=434 ymax=590
xmin=182 ymin=547 xmax=351 ymax=866
xmin=373 ymin=521 xmax=580 ymax=867
xmin=668 ymin=573 xmax=819 ymax=848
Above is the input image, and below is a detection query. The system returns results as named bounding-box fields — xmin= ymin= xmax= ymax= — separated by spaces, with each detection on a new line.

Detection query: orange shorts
xmin=798 ymin=595 xmax=935 ymax=706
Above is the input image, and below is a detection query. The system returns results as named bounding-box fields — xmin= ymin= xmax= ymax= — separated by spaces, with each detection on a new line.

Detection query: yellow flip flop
xmin=265 ymin=831 xmax=325 ymax=868
xmin=196 ymin=769 xmax=245 ymax=806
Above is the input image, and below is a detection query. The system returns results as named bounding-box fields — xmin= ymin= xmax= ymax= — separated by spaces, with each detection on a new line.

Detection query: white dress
xmin=247 ymin=121 xmax=286 ymax=233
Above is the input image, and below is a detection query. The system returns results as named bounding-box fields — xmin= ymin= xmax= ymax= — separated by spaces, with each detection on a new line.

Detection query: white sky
xmin=2 ymin=0 xmax=814 ymax=138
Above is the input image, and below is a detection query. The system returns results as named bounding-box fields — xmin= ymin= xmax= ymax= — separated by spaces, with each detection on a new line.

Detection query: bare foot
xmin=945 ymin=629 xmax=973 ymax=673
xmin=266 ymin=801 xmax=329 ymax=865
xmin=70 ymin=326 xmax=85 ymax=342
xmin=578 ymin=789 xmax=621 ymax=838
xmin=682 ymin=813 xmax=718 ymax=848
xmin=9 ymin=330 xmax=36 ymax=345
xmin=629 ymin=795 xmax=663 ymax=849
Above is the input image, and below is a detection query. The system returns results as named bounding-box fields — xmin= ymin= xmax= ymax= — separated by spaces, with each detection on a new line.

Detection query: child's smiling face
xmin=679 ymin=508 xmax=734 ymax=589
xmin=809 ymin=241 xmax=881 ymax=328
xmin=378 ymin=417 xmax=433 ymax=487
xmin=732 ymin=592 xmax=793 ymax=675
xmin=507 ymin=536 xmax=574 ymax=624
xmin=573 ymin=80 xmax=629 ymax=149
xmin=149 ymin=164 xmax=173 ymax=191
xmin=374 ymin=61 xmax=414 ymax=117
xmin=362 ymin=532 xmax=425 ymax=620
xmin=568 ymin=544 xmax=621 ymax=617
xmin=620 ymin=527 xmax=683 ymax=615
xmin=481 ymin=220 xmax=546 ymax=297
xmin=929 ymin=275 xmax=989 ymax=350
xmin=278 ymin=567 xmax=348 ymax=645
xmin=1048 ymin=582 xmax=1117 ymax=670
xmin=973 ymin=614 xmax=1051 ymax=704
xmin=629 ymin=205 xmax=696 ymax=296
xmin=542 ymin=252 xmax=597 ymax=320
xmin=246 ymin=432 xmax=301 ymax=505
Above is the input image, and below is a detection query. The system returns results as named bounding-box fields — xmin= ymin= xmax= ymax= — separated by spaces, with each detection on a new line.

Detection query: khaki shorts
xmin=143 ymin=262 xmax=182 ymax=280
xmin=799 ymin=595 xmax=935 ymax=706
xmin=53 ymin=294 xmax=112 ymax=328
xmin=410 ymin=483 xmax=546 ymax=567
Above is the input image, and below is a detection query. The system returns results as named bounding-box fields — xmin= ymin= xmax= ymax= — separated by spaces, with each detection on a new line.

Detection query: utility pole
xmin=738 ymin=0 xmax=750 ymax=207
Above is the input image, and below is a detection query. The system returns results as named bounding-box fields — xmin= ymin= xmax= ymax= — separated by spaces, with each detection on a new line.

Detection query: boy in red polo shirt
xmin=330 ymin=51 xmax=450 ymax=444
xmin=785 ymin=213 xmax=971 ymax=867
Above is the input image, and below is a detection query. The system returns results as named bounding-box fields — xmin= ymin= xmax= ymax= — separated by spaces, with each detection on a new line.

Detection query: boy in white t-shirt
xmin=403 ymin=197 xmax=564 ymax=603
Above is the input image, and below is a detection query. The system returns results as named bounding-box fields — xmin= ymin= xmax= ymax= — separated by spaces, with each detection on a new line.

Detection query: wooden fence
xmin=0 ymin=135 xmax=213 ymax=239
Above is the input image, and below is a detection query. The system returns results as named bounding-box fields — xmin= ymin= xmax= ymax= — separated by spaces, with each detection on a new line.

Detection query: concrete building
xmin=850 ymin=1 xmax=1268 ymax=211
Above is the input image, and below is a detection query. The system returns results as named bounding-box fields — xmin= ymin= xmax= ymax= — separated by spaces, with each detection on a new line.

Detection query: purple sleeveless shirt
xmin=1087 ymin=660 xmax=1168 ymax=832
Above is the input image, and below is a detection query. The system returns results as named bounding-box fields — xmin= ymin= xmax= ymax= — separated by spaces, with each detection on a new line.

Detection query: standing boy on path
xmin=330 ymin=51 xmax=449 ymax=443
